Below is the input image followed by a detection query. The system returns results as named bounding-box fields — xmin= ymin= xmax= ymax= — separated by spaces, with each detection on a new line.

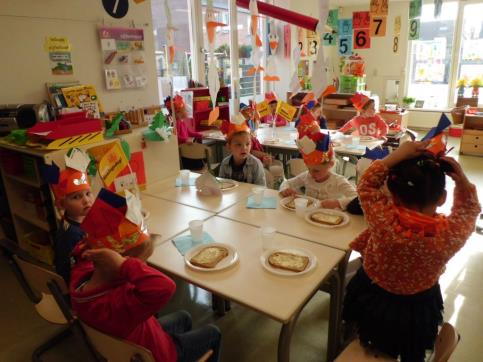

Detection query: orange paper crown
xmin=351 ymin=93 xmax=371 ymax=111
xmin=296 ymin=114 xmax=333 ymax=166
xmin=81 ymin=189 xmax=148 ymax=254
xmin=51 ymin=168 xmax=90 ymax=200
xmin=164 ymin=94 xmax=185 ymax=114
xmin=265 ymin=91 xmax=278 ymax=104
xmin=220 ymin=117 xmax=250 ymax=140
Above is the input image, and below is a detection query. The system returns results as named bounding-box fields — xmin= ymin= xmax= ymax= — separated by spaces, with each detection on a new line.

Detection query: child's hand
xmin=280 ymin=188 xmax=297 ymax=197
xmin=382 ymin=140 xmax=430 ymax=168
xmin=439 ymin=156 xmax=471 ymax=188
xmin=262 ymin=154 xmax=273 ymax=167
xmin=320 ymin=199 xmax=341 ymax=209
xmin=83 ymin=248 xmax=126 ymax=277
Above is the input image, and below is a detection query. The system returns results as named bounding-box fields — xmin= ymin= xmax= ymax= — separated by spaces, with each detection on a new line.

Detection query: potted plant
xmin=456 ymin=77 xmax=468 ymax=97
xmin=469 ymin=76 xmax=483 ymax=98
xmin=402 ymin=96 xmax=416 ymax=108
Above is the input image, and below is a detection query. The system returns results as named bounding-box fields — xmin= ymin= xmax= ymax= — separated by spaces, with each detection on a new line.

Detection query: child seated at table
xmin=343 ymin=141 xmax=480 ymax=361
xmin=70 ymin=190 xmax=221 ymax=362
xmin=165 ymin=95 xmax=204 ymax=170
xmin=339 ymin=93 xmax=388 ymax=138
xmin=51 ymin=167 xmax=94 ymax=283
xmin=240 ymin=102 xmax=273 ymax=167
xmin=218 ymin=116 xmax=266 ymax=186
xmin=260 ymin=92 xmax=288 ymax=127
xmin=310 ymin=103 xmax=328 ymax=130
xmin=279 ymin=114 xmax=356 ymax=210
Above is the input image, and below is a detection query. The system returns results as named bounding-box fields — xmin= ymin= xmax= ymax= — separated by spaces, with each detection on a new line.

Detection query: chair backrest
xmin=335 ymin=339 xmax=396 ymax=361
xmin=80 ymin=321 xmax=155 ymax=362
xmin=431 ymin=323 xmax=460 ymax=362
xmin=287 ymin=158 xmax=307 ymax=177
xmin=179 ymin=143 xmax=210 ymax=160
xmin=14 ymin=255 xmax=68 ymax=295
xmin=264 ymin=168 xmax=274 ymax=189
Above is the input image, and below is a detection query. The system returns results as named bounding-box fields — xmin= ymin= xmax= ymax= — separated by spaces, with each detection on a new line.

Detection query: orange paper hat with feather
xmin=295 ymin=112 xmax=333 ymax=166
xmin=220 ymin=113 xmax=250 ymax=140
xmin=351 ymin=93 xmax=371 ymax=111
xmin=81 ymin=188 xmax=148 ymax=254
xmin=51 ymin=168 xmax=91 ymax=200
xmin=164 ymin=94 xmax=185 ymax=114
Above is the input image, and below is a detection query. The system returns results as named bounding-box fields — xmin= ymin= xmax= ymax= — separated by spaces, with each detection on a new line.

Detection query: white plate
xmin=185 ymin=242 xmax=239 ymax=272
xmin=305 ymin=208 xmax=350 ymax=228
xmin=260 ymin=248 xmax=317 ymax=276
xmin=280 ymin=196 xmax=319 ymax=211
xmin=217 ymin=179 xmax=239 ymax=191
xmin=359 ymin=135 xmax=376 ymax=142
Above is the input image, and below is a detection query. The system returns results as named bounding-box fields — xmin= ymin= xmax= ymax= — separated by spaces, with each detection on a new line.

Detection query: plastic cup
xmin=294 ymin=198 xmax=308 ymax=218
xmin=260 ymin=226 xmax=276 ymax=251
xmin=189 ymin=220 xmax=204 ymax=242
xmin=352 ymin=136 xmax=360 ymax=145
xmin=252 ymin=187 xmax=265 ymax=205
xmin=180 ymin=169 xmax=190 ymax=186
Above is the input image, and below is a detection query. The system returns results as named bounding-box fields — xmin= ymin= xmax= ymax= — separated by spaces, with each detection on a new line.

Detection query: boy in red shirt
xmin=70 ymin=189 xmax=221 ymax=362
xmin=339 ymin=93 xmax=388 ymax=138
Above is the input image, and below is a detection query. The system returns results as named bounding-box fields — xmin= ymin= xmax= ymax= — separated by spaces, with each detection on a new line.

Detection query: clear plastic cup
xmin=252 ymin=187 xmax=265 ymax=205
xmin=352 ymin=136 xmax=360 ymax=145
xmin=189 ymin=220 xmax=203 ymax=242
xmin=180 ymin=169 xmax=190 ymax=186
xmin=294 ymin=198 xmax=308 ymax=218
xmin=260 ymin=226 xmax=276 ymax=251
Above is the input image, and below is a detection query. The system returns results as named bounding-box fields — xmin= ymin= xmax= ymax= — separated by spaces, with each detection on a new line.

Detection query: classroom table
xmin=148 ymin=216 xmax=346 ymax=362
xmin=141 ymin=194 xmax=215 ymax=243
xmin=217 ymin=189 xmax=367 ymax=252
xmin=143 ymin=173 xmax=254 ymax=213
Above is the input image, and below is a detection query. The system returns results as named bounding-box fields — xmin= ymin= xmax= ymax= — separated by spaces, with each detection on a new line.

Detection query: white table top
xmin=217 ymin=190 xmax=367 ymax=251
xmin=148 ymin=216 xmax=345 ymax=323
xmin=141 ymin=194 xmax=215 ymax=243
xmin=143 ymin=173 xmax=254 ymax=213
xmin=333 ymin=136 xmax=384 ymax=156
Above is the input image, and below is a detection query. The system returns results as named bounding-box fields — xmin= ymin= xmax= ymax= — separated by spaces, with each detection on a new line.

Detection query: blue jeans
xmin=158 ymin=311 xmax=221 ymax=362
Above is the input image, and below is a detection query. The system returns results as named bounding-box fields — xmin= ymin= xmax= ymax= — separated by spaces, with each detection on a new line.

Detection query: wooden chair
xmin=429 ymin=322 xmax=460 ymax=362
xmin=179 ymin=143 xmax=219 ymax=173
xmin=336 ymin=322 xmax=460 ymax=362
xmin=287 ymin=158 xmax=307 ymax=177
xmin=81 ymin=321 xmax=213 ymax=362
xmin=0 ymin=237 xmax=97 ymax=361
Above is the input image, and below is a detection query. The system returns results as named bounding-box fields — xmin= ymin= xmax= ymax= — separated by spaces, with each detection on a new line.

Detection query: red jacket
xmin=70 ymin=257 xmax=177 ymax=362
xmin=339 ymin=114 xmax=388 ymax=138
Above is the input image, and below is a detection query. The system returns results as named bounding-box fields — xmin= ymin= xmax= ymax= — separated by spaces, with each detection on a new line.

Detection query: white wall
xmin=0 ymin=0 xmax=159 ymax=112
xmin=337 ymin=2 xmax=410 ymax=103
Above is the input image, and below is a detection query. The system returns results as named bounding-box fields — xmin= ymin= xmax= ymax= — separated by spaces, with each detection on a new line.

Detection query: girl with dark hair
xmin=343 ymin=140 xmax=481 ymax=362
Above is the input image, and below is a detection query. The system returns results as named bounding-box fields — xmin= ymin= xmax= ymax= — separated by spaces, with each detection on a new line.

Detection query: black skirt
xmin=343 ymin=267 xmax=443 ymax=362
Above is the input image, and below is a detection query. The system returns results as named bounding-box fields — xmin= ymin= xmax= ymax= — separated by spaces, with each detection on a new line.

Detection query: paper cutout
xmin=268 ymin=19 xmax=279 ymax=54
xmin=256 ymin=101 xmax=270 ymax=118
xmin=394 ymin=15 xmax=402 ymax=35
xmin=98 ymin=142 xmax=129 ymax=186
xmin=338 ymin=19 xmax=353 ymax=36
xmin=125 ymin=189 xmax=143 ymax=226
xmin=370 ymin=16 xmax=387 ymax=37
xmin=297 ymin=135 xmax=316 ymax=155
xmin=195 ymin=172 xmax=222 ymax=196
xmin=363 ymin=146 xmax=390 ymax=160
xmin=353 ymin=29 xmax=370 ymax=49
xmin=288 ymin=47 xmax=302 ymax=95
xmin=338 ymin=35 xmax=352 ymax=56
xmin=327 ymin=9 xmax=339 ymax=32
xmin=164 ymin=0 xmax=177 ymax=65
xmin=409 ymin=19 xmax=420 ymax=40
xmin=65 ymin=148 xmax=90 ymax=173
xmin=275 ymin=101 xmax=297 ymax=122
xmin=370 ymin=0 xmax=388 ymax=15
xmin=409 ymin=0 xmax=422 ymax=19
xmin=422 ymin=113 xmax=451 ymax=156
xmin=422 ymin=113 xmax=451 ymax=141
xmin=353 ymin=11 xmax=370 ymax=29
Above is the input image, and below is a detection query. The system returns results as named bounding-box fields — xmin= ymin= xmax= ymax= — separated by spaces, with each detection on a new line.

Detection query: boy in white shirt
xmin=279 ymin=112 xmax=357 ymax=210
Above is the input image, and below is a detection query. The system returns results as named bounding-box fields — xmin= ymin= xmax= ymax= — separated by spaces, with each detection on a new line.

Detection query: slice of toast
xmin=268 ymin=251 xmax=310 ymax=273
xmin=285 ymin=197 xmax=315 ymax=210
xmin=190 ymin=246 xmax=229 ymax=268
xmin=310 ymin=212 xmax=343 ymax=225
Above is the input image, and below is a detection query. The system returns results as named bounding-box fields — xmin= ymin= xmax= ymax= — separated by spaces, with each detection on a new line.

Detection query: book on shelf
xmin=46 ymin=81 xmax=80 ymax=109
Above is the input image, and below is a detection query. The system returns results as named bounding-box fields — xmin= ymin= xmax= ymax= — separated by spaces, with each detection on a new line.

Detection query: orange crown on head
xmin=350 ymin=93 xmax=371 ymax=111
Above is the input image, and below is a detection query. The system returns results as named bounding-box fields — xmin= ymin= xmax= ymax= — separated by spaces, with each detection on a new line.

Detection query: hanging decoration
xmin=248 ymin=0 xmax=264 ymax=104
xmin=311 ymin=0 xmax=330 ymax=99
xmin=267 ymin=19 xmax=279 ymax=54
xmin=264 ymin=20 xmax=280 ymax=83
xmin=164 ymin=0 xmax=177 ymax=66
xmin=205 ymin=0 xmax=226 ymax=125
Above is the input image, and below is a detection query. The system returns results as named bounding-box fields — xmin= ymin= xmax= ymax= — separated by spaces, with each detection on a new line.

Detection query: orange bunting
xmin=321 ymin=85 xmax=337 ymax=98
xmin=263 ymin=75 xmax=280 ymax=81
xmin=208 ymin=107 xmax=220 ymax=125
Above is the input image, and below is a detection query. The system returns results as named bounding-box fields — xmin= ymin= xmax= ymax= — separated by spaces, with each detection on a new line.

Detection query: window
xmin=201 ymin=0 xmax=264 ymax=101
xmin=407 ymin=2 xmax=458 ymax=109
xmin=151 ymin=0 xmax=192 ymax=100
xmin=455 ymin=3 xmax=483 ymax=99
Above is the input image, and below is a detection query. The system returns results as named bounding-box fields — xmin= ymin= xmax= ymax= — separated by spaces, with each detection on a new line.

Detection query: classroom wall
xmin=0 ymin=0 xmax=159 ymax=112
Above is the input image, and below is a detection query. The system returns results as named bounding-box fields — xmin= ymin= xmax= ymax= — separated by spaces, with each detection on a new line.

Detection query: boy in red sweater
xmin=70 ymin=189 xmax=221 ymax=362
xmin=339 ymin=93 xmax=388 ymax=138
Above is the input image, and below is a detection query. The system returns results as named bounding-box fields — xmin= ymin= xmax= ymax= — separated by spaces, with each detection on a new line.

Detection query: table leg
xmin=211 ymin=294 xmax=228 ymax=316
xmin=326 ymin=271 xmax=341 ymax=362
xmin=278 ymin=315 xmax=299 ymax=362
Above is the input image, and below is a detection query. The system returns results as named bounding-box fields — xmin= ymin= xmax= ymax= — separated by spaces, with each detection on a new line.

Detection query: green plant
xmin=402 ymin=96 xmax=416 ymax=104
xmin=470 ymin=76 xmax=483 ymax=88
xmin=238 ymin=44 xmax=252 ymax=59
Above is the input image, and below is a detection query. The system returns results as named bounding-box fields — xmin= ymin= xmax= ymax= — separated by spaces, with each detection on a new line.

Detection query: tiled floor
xmin=0 ymin=136 xmax=481 ymax=362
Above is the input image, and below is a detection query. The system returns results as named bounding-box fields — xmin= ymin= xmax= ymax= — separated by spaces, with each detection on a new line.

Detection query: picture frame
xmin=414 ymin=100 xmax=425 ymax=108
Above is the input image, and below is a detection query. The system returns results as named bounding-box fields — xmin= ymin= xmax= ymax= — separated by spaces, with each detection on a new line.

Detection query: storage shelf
xmin=5 ymin=173 xmax=41 ymax=187
xmin=13 ymin=210 xmax=50 ymax=231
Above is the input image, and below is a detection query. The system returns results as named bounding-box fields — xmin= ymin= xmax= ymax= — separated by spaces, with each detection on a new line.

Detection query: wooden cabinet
xmin=322 ymin=93 xmax=357 ymax=129
xmin=460 ymin=110 xmax=483 ymax=156
xmin=379 ymin=110 xmax=409 ymax=129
